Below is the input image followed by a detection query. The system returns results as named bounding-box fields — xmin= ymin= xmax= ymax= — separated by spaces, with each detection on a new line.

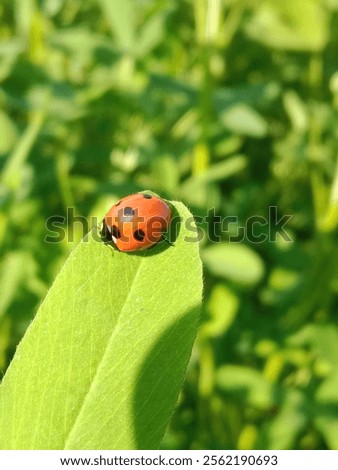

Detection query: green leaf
xmin=216 ymin=365 xmax=277 ymax=410
xmin=14 ymin=0 xmax=35 ymax=38
xmin=49 ymin=28 xmax=118 ymax=57
xmin=283 ymin=90 xmax=308 ymax=132
xmin=0 ymin=199 xmax=202 ymax=449
xmin=98 ymin=0 xmax=135 ymax=51
xmin=148 ymin=74 xmax=198 ymax=104
xmin=0 ymin=110 xmax=18 ymax=156
xmin=289 ymin=324 xmax=338 ymax=366
xmin=201 ymin=284 xmax=239 ymax=338
xmin=262 ymin=390 xmax=308 ymax=449
xmin=0 ymin=252 xmax=29 ymax=320
xmin=202 ymin=243 xmax=265 ymax=287
xmin=0 ymin=317 xmax=11 ymax=371
xmin=178 ymin=156 xmax=246 ymax=210
xmin=213 ymin=82 xmax=280 ymax=113
xmin=185 ymin=155 xmax=247 ymax=184
xmin=315 ymin=371 xmax=338 ymax=450
xmin=220 ymin=104 xmax=268 ymax=138
xmin=137 ymin=13 xmax=165 ymax=56
xmin=245 ymin=0 xmax=328 ymax=52
xmin=1 ymin=109 xmax=45 ymax=192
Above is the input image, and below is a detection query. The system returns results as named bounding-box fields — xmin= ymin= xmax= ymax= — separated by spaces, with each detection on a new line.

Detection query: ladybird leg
xmin=103 ymin=238 xmax=120 ymax=252
xmin=107 ymin=243 xmax=118 ymax=252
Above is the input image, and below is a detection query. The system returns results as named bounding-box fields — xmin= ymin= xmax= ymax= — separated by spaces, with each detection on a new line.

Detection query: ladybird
xmin=102 ymin=193 xmax=172 ymax=252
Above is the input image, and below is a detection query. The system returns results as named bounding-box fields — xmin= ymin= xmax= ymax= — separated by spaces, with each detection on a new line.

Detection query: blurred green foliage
xmin=1 ymin=0 xmax=338 ymax=450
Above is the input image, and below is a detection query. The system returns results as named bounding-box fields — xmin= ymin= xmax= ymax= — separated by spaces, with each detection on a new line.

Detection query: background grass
xmin=1 ymin=0 xmax=338 ymax=450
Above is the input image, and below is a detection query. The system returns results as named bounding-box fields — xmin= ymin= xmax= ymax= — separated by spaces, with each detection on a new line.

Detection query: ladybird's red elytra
xmin=102 ymin=193 xmax=172 ymax=252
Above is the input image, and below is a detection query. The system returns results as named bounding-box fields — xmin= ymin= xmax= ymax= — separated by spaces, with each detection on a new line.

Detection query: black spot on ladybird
xmin=142 ymin=194 xmax=152 ymax=199
xmin=133 ymin=229 xmax=145 ymax=241
xmin=123 ymin=206 xmax=135 ymax=216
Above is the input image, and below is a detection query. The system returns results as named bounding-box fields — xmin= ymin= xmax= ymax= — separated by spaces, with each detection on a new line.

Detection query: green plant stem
xmin=1 ymin=109 xmax=45 ymax=192
xmin=223 ymin=0 xmax=246 ymax=50
xmin=321 ymin=158 xmax=338 ymax=232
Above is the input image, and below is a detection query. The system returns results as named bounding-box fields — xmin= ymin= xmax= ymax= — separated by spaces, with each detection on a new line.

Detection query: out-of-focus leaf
xmin=0 ymin=253 xmax=26 ymax=320
xmin=260 ymin=267 xmax=300 ymax=306
xmin=288 ymin=324 xmax=338 ymax=366
xmin=316 ymin=372 xmax=338 ymax=405
xmin=0 ymin=111 xmax=18 ymax=156
xmin=326 ymin=0 xmax=338 ymax=10
xmin=0 ymin=252 xmax=46 ymax=320
xmin=43 ymin=0 xmax=65 ymax=17
xmin=179 ymin=155 xmax=246 ymax=210
xmin=148 ymin=74 xmax=198 ymax=103
xmin=15 ymin=0 xmax=34 ymax=38
xmin=0 ymin=317 xmax=11 ymax=370
xmin=220 ymin=104 xmax=268 ymax=137
xmin=245 ymin=0 xmax=328 ymax=52
xmin=269 ymin=267 xmax=299 ymax=291
xmin=1 ymin=109 xmax=45 ymax=192
xmin=98 ymin=0 xmax=135 ymax=51
xmin=49 ymin=28 xmax=118 ymax=57
xmin=237 ymin=424 xmax=258 ymax=450
xmin=315 ymin=372 xmax=338 ymax=449
xmin=0 ymin=39 xmax=25 ymax=57
xmin=283 ymin=90 xmax=308 ymax=132
xmin=137 ymin=13 xmax=165 ymax=56
xmin=180 ymin=180 xmax=221 ymax=211
xmin=187 ymin=155 xmax=247 ymax=183
xmin=214 ymin=136 xmax=243 ymax=158
xmin=0 ymin=40 xmax=25 ymax=81
xmin=202 ymin=243 xmax=265 ymax=286
xmin=201 ymin=284 xmax=239 ymax=338
xmin=262 ymin=390 xmax=308 ymax=449
xmin=151 ymin=155 xmax=179 ymax=194
xmin=216 ymin=365 xmax=277 ymax=409
xmin=213 ymin=83 xmax=280 ymax=113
